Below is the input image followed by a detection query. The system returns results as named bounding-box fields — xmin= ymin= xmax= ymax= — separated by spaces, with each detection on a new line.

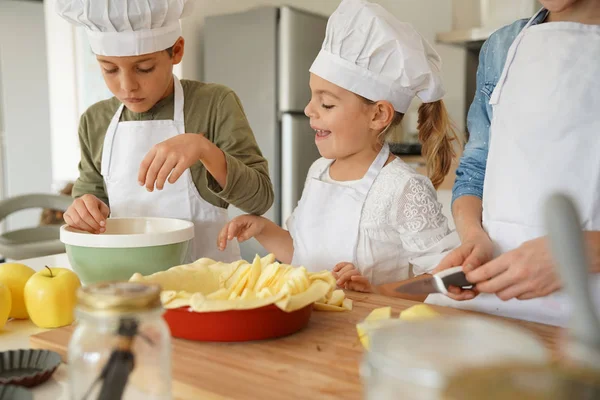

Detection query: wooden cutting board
xmin=30 ymin=292 xmax=562 ymax=400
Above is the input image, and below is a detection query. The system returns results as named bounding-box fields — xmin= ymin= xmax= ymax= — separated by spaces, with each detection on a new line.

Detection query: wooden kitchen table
xmin=30 ymin=291 xmax=562 ymax=400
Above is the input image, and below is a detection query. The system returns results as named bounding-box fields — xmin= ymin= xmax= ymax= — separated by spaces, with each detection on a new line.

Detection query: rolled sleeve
xmin=452 ymin=40 xmax=493 ymax=205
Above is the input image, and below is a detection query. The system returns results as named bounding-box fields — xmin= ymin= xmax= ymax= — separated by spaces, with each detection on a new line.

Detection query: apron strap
xmin=490 ymin=7 xmax=548 ymax=105
xmin=101 ymin=103 xmax=126 ymax=177
xmin=355 ymin=142 xmax=390 ymax=196
xmin=172 ymin=75 xmax=185 ymax=125
xmin=316 ymin=143 xmax=390 ymax=197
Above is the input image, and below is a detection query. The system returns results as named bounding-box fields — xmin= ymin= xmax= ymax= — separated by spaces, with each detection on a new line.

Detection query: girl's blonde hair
xmin=363 ymin=98 xmax=459 ymax=189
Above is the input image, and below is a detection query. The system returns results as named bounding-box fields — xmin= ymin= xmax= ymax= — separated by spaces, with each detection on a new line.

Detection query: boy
xmin=57 ymin=0 xmax=274 ymax=262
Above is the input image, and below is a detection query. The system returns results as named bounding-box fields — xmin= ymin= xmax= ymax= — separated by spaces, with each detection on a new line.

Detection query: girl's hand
xmin=332 ymin=262 xmax=374 ymax=293
xmin=63 ymin=194 xmax=110 ymax=234
xmin=217 ymin=215 xmax=267 ymax=251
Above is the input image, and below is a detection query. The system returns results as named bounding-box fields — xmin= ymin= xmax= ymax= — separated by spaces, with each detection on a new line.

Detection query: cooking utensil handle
xmin=545 ymin=193 xmax=600 ymax=365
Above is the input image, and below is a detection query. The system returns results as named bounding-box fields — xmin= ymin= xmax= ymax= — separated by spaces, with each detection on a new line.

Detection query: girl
xmin=218 ymin=0 xmax=460 ymax=290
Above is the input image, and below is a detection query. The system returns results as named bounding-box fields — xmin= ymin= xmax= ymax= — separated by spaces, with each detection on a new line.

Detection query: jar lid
xmin=77 ymin=281 xmax=162 ymax=313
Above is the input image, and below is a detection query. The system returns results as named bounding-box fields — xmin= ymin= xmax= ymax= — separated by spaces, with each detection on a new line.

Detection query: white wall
xmin=0 ymin=0 xmax=53 ymax=230
xmin=43 ymin=0 xmax=81 ymax=191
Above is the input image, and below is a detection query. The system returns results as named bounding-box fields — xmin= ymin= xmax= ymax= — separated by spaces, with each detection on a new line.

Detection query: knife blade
xmin=393 ymin=266 xmax=472 ymax=295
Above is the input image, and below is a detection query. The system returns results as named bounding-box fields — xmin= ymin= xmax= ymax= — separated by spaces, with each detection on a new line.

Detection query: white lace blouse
xmin=286 ymin=157 xmax=459 ymax=285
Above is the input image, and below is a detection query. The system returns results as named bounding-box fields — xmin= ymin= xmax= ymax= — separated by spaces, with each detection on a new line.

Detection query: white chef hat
xmin=55 ymin=0 xmax=194 ymax=57
xmin=310 ymin=0 xmax=445 ymax=113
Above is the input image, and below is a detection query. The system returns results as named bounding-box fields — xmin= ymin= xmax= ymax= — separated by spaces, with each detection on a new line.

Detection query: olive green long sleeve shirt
xmin=72 ymin=80 xmax=274 ymax=215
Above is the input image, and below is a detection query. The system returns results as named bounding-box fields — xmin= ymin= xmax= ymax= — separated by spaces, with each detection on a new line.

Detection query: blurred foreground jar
xmin=68 ymin=281 xmax=171 ymax=400
xmin=360 ymin=317 xmax=550 ymax=400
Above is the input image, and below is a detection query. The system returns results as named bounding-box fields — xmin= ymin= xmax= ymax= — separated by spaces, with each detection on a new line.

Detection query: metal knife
xmin=392 ymin=266 xmax=472 ymax=296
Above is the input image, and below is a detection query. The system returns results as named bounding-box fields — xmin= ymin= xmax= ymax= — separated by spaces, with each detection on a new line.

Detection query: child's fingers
xmin=335 ymin=263 xmax=356 ymax=277
xmin=99 ymin=201 xmax=110 ymax=219
xmin=138 ymin=148 xmax=157 ymax=185
xmin=64 ymin=213 xmax=93 ymax=233
xmin=336 ymin=269 xmax=360 ymax=286
xmin=63 ymin=213 xmax=75 ymax=228
xmin=333 ymin=262 xmax=351 ymax=273
xmin=144 ymin=152 xmax=167 ymax=192
xmin=217 ymin=223 xmax=231 ymax=251
xmin=83 ymin=196 xmax=106 ymax=231
xmin=234 ymin=221 xmax=259 ymax=243
xmin=67 ymin=208 xmax=96 ymax=233
xmin=335 ymin=266 xmax=358 ymax=284
xmin=219 ymin=217 xmax=259 ymax=250
xmin=74 ymin=201 xmax=101 ymax=232
xmin=348 ymin=277 xmax=372 ymax=293
xmin=167 ymin=161 xmax=188 ymax=185
xmin=227 ymin=220 xmax=243 ymax=241
xmin=155 ymin=156 xmax=178 ymax=190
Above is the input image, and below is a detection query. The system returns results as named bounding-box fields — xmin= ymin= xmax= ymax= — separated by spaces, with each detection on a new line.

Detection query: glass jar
xmin=68 ymin=281 xmax=171 ymax=400
xmin=360 ymin=317 xmax=550 ymax=400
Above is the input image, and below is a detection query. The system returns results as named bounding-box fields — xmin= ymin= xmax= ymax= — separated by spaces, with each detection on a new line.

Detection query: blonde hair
xmin=361 ymin=97 xmax=458 ymax=189
xmin=416 ymin=100 xmax=459 ymax=189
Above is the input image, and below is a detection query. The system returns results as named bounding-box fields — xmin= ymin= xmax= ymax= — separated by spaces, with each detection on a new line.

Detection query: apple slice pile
xmin=130 ymin=254 xmax=353 ymax=313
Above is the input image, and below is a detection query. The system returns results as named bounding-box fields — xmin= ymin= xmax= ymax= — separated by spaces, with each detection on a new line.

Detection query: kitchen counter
xmin=2 ymin=254 xmax=562 ymax=399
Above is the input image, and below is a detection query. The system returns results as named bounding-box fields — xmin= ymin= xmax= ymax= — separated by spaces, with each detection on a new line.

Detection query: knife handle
xmin=436 ymin=266 xmax=472 ymax=289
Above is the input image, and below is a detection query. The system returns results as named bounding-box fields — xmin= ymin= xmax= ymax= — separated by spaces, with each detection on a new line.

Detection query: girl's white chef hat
xmin=310 ymin=0 xmax=445 ymax=113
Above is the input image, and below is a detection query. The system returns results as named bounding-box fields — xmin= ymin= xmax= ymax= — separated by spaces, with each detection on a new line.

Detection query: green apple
xmin=24 ymin=267 xmax=81 ymax=328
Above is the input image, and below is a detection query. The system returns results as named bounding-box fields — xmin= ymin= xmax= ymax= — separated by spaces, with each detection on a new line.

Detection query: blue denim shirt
xmin=451 ymin=9 xmax=549 ymax=205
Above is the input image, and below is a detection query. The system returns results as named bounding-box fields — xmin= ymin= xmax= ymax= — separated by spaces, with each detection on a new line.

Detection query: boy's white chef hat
xmin=55 ymin=0 xmax=194 ymax=57
xmin=310 ymin=0 xmax=445 ymax=113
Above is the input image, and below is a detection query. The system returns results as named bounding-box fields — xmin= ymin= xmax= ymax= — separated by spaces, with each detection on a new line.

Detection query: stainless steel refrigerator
xmin=204 ymin=6 xmax=327 ymax=260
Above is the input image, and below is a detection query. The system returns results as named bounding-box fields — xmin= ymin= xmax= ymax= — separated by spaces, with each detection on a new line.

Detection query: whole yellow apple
xmin=24 ymin=266 xmax=81 ymax=328
xmin=0 ymin=263 xmax=35 ymax=319
xmin=0 ymin=282 xmax=11 ymax=329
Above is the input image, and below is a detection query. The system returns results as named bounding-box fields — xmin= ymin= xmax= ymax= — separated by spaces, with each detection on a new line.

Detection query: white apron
xmin=101 ymin=76 xmax=240 ymax=264
xmin=427 ymin=10 xmax=600 ymax=327
xmin=290 ymin=144 xmax=389 ymax=273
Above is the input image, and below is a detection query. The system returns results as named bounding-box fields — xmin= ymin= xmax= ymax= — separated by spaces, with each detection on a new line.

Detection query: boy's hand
xmin=332 ymin=262 xmax=374 ymax=293
xmin=64 ymin=194 xmax=110 ymax=234
xmin=218 ymin=215 xmax=266 ymax=251
xmin=138 ymin=133 xmax=206 ymax=191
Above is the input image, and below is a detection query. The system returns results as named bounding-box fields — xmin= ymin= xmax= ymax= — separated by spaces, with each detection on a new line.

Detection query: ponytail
xmin=417 ymin=100 xmax=459 ymax=189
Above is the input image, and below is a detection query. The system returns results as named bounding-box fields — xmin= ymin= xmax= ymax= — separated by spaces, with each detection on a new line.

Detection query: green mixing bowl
xmin=60 ymin=217 xmax=194 ymax=285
